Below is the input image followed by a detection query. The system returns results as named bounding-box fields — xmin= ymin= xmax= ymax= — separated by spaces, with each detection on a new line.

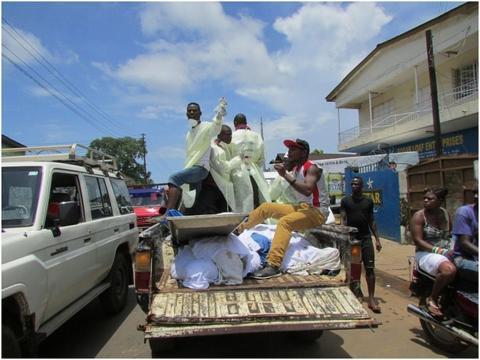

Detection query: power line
xmin=2 ymin=18 xmax=123 ymax=130
xmin=2 ymin=48 xmax=118 ymax=136
xmin=2 ymin=18 xmax=123 ymax=137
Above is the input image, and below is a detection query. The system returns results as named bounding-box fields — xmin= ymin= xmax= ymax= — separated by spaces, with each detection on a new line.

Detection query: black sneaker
xmin=251 ymin=265 xmax=281 ymax=279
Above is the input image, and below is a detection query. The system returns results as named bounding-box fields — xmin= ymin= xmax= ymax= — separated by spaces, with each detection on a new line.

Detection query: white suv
xmin=1 ymin=144 xmax=139 ymax=357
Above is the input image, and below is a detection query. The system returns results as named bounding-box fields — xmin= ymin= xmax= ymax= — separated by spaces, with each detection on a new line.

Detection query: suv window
xmin=85 ymin=176 xmax=113 ymax=219
xmin=2 ymin=167 xmax=42 ymax=227
xmin=111 ymin=178 xmax=134 ymax=215
xmin=46 ymin=172 xmax=84 ymax=227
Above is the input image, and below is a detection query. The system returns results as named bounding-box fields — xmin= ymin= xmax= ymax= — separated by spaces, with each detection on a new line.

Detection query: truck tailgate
xmin=145 ymin=284 xmax=377 ymax=338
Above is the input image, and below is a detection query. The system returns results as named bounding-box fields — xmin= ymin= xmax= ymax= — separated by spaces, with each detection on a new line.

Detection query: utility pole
xmin=141 ymin=133 xmax=148 ymax=183
xmin=426 ymin=29 xmax=443 ymax=156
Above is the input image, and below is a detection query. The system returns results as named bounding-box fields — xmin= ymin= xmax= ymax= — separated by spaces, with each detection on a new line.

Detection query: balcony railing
xmin=339 ymin=80 xmax=478 ymax=145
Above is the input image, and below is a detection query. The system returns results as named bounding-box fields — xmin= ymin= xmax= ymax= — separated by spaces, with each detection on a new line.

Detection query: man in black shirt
xmin=341 ymin=176 xmax=382 ymax=313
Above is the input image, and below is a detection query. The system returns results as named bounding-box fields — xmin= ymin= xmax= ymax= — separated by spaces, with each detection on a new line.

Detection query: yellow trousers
xmin=238 ymin=202 xmax=326 ymax=268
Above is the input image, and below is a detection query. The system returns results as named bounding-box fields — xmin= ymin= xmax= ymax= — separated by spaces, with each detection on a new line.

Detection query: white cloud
xmin=94 ymin=2 xmax=392 ymax=154
xmin=2 ymin=25 xmax=79 ymax=67
xmin=60 ymin=49 xmax=80 ymax=65
xmin=116 ymin=53 xmax=190 ymax=92
xmin=98 ymin=2 xmax=276 ymax=99
xmin=2 ymin=26 xmax=52 ymax=65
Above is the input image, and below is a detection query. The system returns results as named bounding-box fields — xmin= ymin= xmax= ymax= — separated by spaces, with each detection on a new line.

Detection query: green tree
xmin=89 ymin=137 xmax=151 ymax=184
xmin=311 ymin=148 xmax=324 ymax=155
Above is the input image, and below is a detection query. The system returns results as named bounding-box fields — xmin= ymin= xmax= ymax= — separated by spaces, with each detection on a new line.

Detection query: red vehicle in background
xmin=128 ymin=184 xmax=167 ymax=231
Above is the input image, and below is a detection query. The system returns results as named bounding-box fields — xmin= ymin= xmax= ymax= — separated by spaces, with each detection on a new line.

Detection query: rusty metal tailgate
xmin=145 ymin=286 xmax=377 ymax=338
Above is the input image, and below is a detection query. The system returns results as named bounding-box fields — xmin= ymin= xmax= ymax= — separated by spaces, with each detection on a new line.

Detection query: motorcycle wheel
xmin=418 ymin=296 xmax=468 ymax=354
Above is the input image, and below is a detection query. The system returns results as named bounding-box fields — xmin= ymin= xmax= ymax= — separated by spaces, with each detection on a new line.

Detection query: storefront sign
xmin=389 ymin=127 xmax=477 ymax=159
xmin=363 ymin=190 xmax=383 ymax=206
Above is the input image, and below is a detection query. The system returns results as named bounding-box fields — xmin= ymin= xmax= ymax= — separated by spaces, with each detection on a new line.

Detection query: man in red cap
xmin=237 ymin=138 xmax=330 ymax=278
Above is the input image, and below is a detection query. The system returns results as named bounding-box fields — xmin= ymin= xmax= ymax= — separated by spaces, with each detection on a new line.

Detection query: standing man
xmin=230 ymin=113 xmax=271 ymax=212
xmin=341 ymin=176 xmax=382 ymax=313
xmin=237 ymin=139 xmax=329 ymax=279
xmin=452 ymin=188 xmax=478 ymax=283
xmin=164 ymin=98 xmax=227 ymax=213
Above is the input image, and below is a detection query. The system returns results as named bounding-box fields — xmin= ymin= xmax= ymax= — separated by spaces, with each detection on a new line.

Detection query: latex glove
xmin=215 ymin=97 xmax=228 ymax=117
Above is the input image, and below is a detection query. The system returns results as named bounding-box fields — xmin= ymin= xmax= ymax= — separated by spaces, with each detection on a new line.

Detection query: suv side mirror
xmin=48 ymin=201 xmax=81 ymax=237
xmin=57 ymin=201 xmax=81 ymax=226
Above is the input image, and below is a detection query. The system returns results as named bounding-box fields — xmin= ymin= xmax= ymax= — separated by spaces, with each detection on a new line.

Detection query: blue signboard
xmin=345 ymin=168 xmax=400 ymax=241
xmin=385 ymin=127 xmax=477 ymax=159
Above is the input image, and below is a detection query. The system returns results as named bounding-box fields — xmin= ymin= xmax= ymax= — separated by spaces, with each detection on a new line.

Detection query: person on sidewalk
xmin=164 ymin=98 xmax=227 ymax=213
xmin=236 ymin=139 xmax=330 ymax=279
xmin=411 ymin=187 xmax=455 ymax=318
xmin=341 ymin=176 xmax=382 ymax=313
xmin=451 ymin=187 xmax=478 ymax=284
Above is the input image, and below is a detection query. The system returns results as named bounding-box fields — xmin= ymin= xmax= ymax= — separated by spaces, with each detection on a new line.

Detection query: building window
xmin=453 ymin=61 xmax=478 ymax=99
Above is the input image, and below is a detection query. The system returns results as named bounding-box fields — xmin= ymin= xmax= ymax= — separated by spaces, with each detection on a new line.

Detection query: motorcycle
xmin=407 ymin=257 xmax=478 ymax=353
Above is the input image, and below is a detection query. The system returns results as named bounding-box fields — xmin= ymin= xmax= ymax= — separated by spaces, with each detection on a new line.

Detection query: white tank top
xmin=293 ymin=160 xmax=330 ymax=216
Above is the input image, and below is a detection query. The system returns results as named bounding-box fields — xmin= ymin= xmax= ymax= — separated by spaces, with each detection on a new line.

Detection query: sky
xmin=1 ymin=1 xmax=463 ymax=182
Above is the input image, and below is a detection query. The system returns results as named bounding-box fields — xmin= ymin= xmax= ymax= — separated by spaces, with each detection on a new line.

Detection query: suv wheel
xmin=2 ymin=324 xmax=21 ymax=358
xmin=100 ymin=253 xmax=129 ymax=315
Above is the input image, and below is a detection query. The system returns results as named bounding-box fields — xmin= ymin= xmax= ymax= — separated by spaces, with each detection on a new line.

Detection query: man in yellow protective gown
xmin=207 ymin=125 xmax=240 ymax=212
xmin=164 ymin=98 xmax=227 ymax=213
xmin=229 ymin=113 xmax=271 ymax=212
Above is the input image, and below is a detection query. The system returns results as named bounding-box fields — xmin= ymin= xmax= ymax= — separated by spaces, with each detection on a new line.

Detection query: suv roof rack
xmin=2 ymin=144 xmax=118 ymax=171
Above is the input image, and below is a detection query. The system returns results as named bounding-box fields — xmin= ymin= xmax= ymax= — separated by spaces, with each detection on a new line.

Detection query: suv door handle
xmin=84 ymin=237 xmax=91 ymax=243
xmin=50 ymin=246 xmax=68 ymax=256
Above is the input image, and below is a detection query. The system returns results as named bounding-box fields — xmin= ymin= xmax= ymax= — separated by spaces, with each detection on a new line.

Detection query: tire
xmin=2 ymin=324 xmax=22 ymax=358
xmin=100 ymin=252 xmax=129 ymax=315
xmin=149 ymin=338 xmax=176 ymax=356
xmin=418 ymin=296 xmax=468 ymax=354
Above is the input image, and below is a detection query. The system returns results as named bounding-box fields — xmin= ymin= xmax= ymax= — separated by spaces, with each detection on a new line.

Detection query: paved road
xmin=39 ymin=279 xmax=477 ymax=358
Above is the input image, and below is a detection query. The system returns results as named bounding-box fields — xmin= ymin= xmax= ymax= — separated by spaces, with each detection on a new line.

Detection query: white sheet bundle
xmin=171 ymin=224 xmax=341 ymax=289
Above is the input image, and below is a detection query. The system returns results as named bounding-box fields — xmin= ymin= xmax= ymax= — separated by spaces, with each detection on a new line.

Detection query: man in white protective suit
xmin=229 ymin=113 xmax=271 ymax=212
xmin=208 ymin=125 xmax=239 ymax=212
xmin=185 ymin=125 xmax=239 ymax=214
xmin=164 ymin=98 xmax=227 ymax=213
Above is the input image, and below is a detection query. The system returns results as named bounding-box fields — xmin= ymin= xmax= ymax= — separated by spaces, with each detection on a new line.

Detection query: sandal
xmin=368 ymin=303 xmax=381 ymax=313
xmin=426 ymin=298 xmax=443 ymax=318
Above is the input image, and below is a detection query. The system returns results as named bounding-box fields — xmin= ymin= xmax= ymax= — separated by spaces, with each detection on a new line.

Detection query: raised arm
xmin=209 ymin=97 xmax=227 ymax=137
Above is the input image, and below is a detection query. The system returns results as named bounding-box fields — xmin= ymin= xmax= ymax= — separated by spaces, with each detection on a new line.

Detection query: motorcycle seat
xmin=417 ymin=267 xmax=436 ymax=281
xmin=457 ymin=290 xmax=478 ymax=305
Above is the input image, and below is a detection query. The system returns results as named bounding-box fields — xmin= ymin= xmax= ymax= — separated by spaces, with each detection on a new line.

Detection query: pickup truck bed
xmin=138 ymin=214 xmax=378 ymax=341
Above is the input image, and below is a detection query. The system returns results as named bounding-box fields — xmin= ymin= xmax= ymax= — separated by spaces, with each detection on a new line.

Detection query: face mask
xmin=188 ymin=118 xmax=198 ymax=128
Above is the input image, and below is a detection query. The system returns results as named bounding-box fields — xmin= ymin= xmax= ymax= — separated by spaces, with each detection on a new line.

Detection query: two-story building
xmin=326 ymin=3 xmax=477 ymax=242
xmin=326 ymin=2 xmax=477 ymax=159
